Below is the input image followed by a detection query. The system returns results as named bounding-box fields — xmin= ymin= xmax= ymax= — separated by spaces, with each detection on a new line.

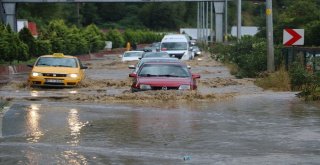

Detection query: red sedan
xmin=129 ymin=61 xmax=200 ymax=92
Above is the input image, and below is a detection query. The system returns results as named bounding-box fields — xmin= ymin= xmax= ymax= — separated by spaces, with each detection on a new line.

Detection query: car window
xmin=138 ymin=64 xmax=190 ymax=77
xmin=161 ymin=42 xmax=188 ymax=50
xmin=36 ymin=57 xmax=78 ymax=68
xmin=143 ymin=52 xmax=170 ymax=58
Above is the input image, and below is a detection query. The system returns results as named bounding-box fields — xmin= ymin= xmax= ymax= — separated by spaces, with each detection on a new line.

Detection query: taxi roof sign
xmin=53 ymin=53 xmax=64 ymax=57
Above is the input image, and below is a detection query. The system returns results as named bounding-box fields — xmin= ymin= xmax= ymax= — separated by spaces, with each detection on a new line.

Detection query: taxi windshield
xmin=36 ymin=57 xmax=78 ymax=68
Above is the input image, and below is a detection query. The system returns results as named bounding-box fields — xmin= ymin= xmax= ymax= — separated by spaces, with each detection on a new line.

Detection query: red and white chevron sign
xmin=283 ymin=29 xmax=304 ymax=46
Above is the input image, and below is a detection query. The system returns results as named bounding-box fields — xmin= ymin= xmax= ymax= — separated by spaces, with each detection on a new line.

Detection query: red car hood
xmin=138 ymin=77 xmax=191 ymax=87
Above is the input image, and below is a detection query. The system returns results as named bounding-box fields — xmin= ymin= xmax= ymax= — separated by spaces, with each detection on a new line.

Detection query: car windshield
xmin=137 ymin=58 xmax=178 ymax=69
xmin=143 ymin=52 xmax=170 ymax=58
xmin=161 ymin=42 xmax=188 ymax=50
xmin=36 ymin=57 xmax=78 ymax=68
xmin=138 ymin=64 xmax=190 ymax=77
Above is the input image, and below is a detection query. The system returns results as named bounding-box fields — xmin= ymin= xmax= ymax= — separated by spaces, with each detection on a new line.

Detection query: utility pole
xmin=237 ymin=0 xmax=241 ymax=40
xmin=224 ymin=0 xmax=228 ymax=42
xmin=266 ymin=0 xmax=275 ymax=72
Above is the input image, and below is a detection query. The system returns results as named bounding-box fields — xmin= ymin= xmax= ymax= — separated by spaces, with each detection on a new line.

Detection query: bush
xmin=0 ymin=24 xmax=28 ymax=63
xmin=35 ymin=39 xmax=52 ymax=56
xmin=66 ymin=26 xmax=89 ymax=55
xmin=19 ymin=27 xmax=36 ymax=58
xmin=82 ymin=24 xmax=105 ymax=53
xmin=255 ymin=66 xmax=291 ymax=91
xmin=289 ymin=62 xmax=313 ymax=90
xmin=105 ymin=29 xmax=125 ymax=48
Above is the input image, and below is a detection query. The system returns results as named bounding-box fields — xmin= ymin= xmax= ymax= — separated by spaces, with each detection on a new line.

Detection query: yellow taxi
xmin=28 ymin=53 xmax=88 ymax=87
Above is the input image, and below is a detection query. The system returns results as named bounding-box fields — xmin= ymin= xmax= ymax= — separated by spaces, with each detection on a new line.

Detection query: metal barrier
xmin=283 ymin=47 xmax=320 ymax=73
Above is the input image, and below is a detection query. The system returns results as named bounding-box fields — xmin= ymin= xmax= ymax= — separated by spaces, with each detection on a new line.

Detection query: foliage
xmin=39 ymin=20 xmax=104 ymax=55
xmin=17 ymin=2 xmax=197 ymax=31
xmin=305 ymin=21 xmax=320 ymax=46
xmin=289 ymin=62 xmax=320 ymax=100
xmin=210 ymin=36 xmax=268 ymax=78
xmin=34 ymin=40 xmax=52 ymax=57
xmin=288 ymin=62 xmax=313 ymax=91
xmin=123 ymin=29 xmax=164 ymax=44
xmin=255 ymin=66 xmax=291 ymax=91
xmin=0 ymin=24 xmax=28 ymax=63
xmin=105 ymin=29 xmax=125 ymax=48
xmin=18 ymin=27 xmax=37 ymax=57
xmin=257 ymin=0 xmax=320 ymax=46
xmin=82 ymin=24 xmax=105 ymax=53
xmin=210 ymin=36 xmax=285 ymax=78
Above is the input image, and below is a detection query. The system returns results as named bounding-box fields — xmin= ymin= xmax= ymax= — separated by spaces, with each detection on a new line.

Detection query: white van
xmin=160 ymin=34 xmax=194 ymax=60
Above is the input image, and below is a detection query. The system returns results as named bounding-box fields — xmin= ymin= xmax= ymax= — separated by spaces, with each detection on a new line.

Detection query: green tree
xmin=19 ymin=27 xmax=36 ymax=57
xmin=82 ymin=24 xmax=105 ymax=53
xmin=105 ymin=29 xmax=125 ymax=48
xmin=273 ymin=0 xmax=320 ymax=45
xmin=0 ymin=25 xmax=28 ymax=63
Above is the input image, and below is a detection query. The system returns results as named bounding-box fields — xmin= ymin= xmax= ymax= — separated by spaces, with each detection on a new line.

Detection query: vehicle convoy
xmin=160 ymin=34 xmax=194 ymax=60
xmin=121 ymin=51 xmax=144 ymax=62
xmin=129 ymin=61 xmax=200 ymax=92
xmin=27 ymin=53 xmax=88 ymax=87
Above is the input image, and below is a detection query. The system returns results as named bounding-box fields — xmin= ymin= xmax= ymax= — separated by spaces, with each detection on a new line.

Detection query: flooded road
xmin=1 ymin=53 xmax=320 ymax=164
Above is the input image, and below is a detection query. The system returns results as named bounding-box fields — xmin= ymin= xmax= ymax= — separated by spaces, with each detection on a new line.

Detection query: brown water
xmin=1 ymin=54 xmax=320 ymax=164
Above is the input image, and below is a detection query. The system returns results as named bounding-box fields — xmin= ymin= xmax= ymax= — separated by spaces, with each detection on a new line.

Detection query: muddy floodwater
xmin=1 ymin=54 xmax=320 ymax=164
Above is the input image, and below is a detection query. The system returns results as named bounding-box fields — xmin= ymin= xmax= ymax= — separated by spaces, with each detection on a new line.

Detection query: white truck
xmin=160 ymin=34 xmax=194 ymax=60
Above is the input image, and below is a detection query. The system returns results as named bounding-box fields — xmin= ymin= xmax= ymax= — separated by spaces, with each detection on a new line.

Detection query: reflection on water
xmin=67 ymin=108 xmax=86 ymax=146
xmin=57 ymin=150 xmax=88 ymax=165
xmin=30 ymin=90 xmax=39 ymax=97
xmin=26 ymin=104 xmax=43 ymax=143
xmin=69 ymin=90 xmax=78 ymax=94
xmin=2 ymin=93 xmax=320 ymax=164
xmin=63 ymin=109 xmax=88 ymax=164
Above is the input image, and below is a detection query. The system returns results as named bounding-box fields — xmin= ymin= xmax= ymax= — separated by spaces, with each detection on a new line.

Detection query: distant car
xmin=143 ymin=42 xmax=161 ymax=52
xmin=140 ymin=52 xmax=170 ymax=59
xmin=129 ymin=61 xmax=200 ymax=92
xmin=128 ymin=57 xmax=179 ymax=73
xmin=28 ymin=53 xmax=88 ymax=87
xmin=191 ymin=46 xmax=202 ymax=56
xmin=121 ymin=51 xmax=144 ymax=62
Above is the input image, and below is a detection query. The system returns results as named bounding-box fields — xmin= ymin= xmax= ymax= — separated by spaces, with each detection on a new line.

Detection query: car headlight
xmin=140 ymin=84 xmax=151 ymax=90
xmin=70 ymin=73 xmax=78 ymax=78
xmin=179 ymin=85 xmax=191 ymax=90
xmin=32 ymin=72 xmax=42 ymax=77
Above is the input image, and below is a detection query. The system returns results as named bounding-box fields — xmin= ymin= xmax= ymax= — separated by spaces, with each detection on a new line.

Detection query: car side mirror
xmin=27 ymin=64 xmax=33 ymax=68
xmin=81 ymin=65 xmax=88 ymax=69
xmin=187 ymin=65 xmax=191 ymax=69
xmin=129 ymin=73 xmax=137 ymax=78
xmin=128 ymin=65 xmax=135 ymax=69
xmin=119 ymin=55 xmax=122 ymax=58
xmin=192 ymin=74 xmax=200 ymax=79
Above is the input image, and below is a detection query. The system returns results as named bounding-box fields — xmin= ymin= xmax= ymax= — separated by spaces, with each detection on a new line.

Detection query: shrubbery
xmin=1 ymin=20 xmax=165 ymax=63
xmin=211 ymin=36 xmax=274 ymax=78
xmin=0 ymin=24 xmax=28 ymax=64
